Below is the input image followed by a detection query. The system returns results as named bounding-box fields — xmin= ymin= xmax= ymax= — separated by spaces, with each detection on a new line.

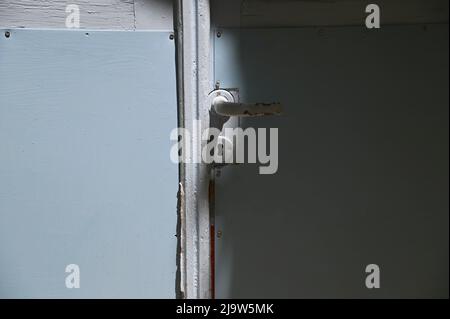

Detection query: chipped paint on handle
xmin=214 ymin=101 xmax=283 ymax=117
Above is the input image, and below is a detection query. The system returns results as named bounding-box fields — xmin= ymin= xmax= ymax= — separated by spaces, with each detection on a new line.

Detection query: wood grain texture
xmin=135 ymin=0 xmax=173 ymax=30
xmin=0 ymin=0 xmax=136 ymax=29
xmin=1 ymin=0 xmax=448 ymax=30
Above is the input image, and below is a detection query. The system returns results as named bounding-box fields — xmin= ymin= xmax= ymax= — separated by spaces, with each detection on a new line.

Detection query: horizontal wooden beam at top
xmin=0 ymin=0 xmax=448 ymax=30
xmin=212 ymin=0 xmax=449 ymax=28
xmin=0 ymin=0 xmax=174 ymax=30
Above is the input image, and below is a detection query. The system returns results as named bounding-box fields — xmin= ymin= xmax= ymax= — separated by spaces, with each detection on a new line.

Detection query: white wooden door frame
xmin=174 ymin=0 xmax=213 ymax=299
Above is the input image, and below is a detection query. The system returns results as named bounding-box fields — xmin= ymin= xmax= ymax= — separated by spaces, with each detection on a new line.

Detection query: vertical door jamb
xmin=174 ymin=0 xmax=212 ymax=299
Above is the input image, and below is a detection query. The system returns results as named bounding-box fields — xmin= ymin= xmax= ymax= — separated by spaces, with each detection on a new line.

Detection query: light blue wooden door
xmin=0 ymin=30 xmax=178 ymax=298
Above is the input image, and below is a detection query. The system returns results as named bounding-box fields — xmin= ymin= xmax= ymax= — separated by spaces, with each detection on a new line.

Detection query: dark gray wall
xmin=214 ymin=25 xmax=449 ymax=298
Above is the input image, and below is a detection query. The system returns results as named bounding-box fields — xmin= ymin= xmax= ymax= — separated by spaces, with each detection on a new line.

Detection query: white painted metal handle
xmin=209 ymin=89 xmax=282 ymax=117
xmin=213 ymin=100 xmax=282 ymax=117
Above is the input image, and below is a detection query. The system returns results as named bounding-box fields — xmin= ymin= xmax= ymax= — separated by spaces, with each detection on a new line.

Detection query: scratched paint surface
xmin=0 ymin=29 xmax=177 ymax=298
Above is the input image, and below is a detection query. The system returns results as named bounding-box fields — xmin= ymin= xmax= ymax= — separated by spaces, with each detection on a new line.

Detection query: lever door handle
xmin=209 ymin=89 xmax=282 ymax=117
xmin=207 ymin=88 xmax=281 ymax=166
xmin=214 ymin=101 xmax=282 ymax=117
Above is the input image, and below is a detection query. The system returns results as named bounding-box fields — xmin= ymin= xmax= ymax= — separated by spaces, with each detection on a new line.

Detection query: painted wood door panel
xmin=214 ymin=26 xmax=449 ymax=298
xmin=0 ymin=29 xmax=178 ymax=298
